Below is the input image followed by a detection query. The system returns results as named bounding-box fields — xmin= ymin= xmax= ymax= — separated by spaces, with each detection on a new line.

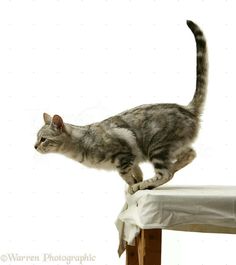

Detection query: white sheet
xmin=116 ymin=186 xmax=236 ymax=255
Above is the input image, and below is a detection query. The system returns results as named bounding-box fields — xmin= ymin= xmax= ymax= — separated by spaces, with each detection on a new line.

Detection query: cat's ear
xmin=52 ymin=114 xmax=64 ymax=131
xmin=43 ymin=113 xmax=52 ymax=125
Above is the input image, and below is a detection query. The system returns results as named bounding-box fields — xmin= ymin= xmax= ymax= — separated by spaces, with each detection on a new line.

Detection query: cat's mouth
xmin=34 ymin=145 xmax=46 ymax=154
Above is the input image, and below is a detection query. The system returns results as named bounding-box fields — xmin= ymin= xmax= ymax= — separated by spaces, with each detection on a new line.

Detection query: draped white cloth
xmin=116 ymin=186 xmax=236 ymax=256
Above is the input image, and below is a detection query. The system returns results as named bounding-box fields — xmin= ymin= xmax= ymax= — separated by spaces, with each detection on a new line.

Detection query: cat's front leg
xmin=114 ymin=153 xmax=143 ymax=185
xmin=114 ymin=153 xmax=135 ymax=185
xmin=119 ymin=169 xmax=137 ymax=185
xmin=118 ymin=163 xmax=144 ymax=185
xmin=118 ymin=164 xmax=143 ymax=185
xmin=132 ymin=165 xmax=143 ymax=183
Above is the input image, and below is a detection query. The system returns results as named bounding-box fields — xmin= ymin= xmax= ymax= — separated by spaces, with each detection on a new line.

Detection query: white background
xmin=0 ymin=0 xmax=236 ymax=264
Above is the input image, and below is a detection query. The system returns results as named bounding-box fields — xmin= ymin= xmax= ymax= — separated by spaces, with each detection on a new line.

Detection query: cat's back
xmin=99 ymin=103 xmax=198 ymax=137
xmin=118 ymin=103 xmax=197 ymax=127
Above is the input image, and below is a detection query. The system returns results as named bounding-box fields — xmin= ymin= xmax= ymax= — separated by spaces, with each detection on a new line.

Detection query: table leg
xmin=138 ymin=229 xmax=162 ymax=265
xmin=126 ymin=242 xmax=139 ymax=265
xmin=126 ymin=229 xmax=162 ymax=265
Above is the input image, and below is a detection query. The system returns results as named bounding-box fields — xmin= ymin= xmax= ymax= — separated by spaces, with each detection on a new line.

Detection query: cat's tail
xmin=187 ymin=20 xmax=208 ymax=116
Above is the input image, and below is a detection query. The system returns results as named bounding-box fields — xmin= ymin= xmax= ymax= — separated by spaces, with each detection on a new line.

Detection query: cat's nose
xmin=34 ymin=144 xmax=38 ymax=150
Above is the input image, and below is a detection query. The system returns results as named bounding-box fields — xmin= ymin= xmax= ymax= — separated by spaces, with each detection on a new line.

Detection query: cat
xmin=35 ymin=20 xmax=208 ymax=194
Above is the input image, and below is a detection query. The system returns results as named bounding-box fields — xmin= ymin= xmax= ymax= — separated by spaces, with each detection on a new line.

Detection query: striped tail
xmin=187 ymin=20 xmax=208 ymax=115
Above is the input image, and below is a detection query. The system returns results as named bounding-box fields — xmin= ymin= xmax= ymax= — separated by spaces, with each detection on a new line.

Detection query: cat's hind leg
xmin=171 ymin=147 xmax=196 ymax=174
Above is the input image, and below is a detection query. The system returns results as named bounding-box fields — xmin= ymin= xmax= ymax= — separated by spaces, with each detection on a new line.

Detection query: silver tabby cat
xmin=35 ymin=21 xmax=208 ymax=194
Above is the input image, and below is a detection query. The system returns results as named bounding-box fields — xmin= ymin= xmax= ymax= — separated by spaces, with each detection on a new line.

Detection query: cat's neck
xmin=65 ymin=123 xmax=88 ymax=140
xmin=62 ymin=123 xmax=90 ymax=162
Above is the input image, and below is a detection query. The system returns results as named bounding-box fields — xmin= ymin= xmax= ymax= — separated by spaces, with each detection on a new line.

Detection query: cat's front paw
xmin=128 ymin=181 xmax=158 ymax=194
xmin=128 ymin=183 xmax=141 ymax=194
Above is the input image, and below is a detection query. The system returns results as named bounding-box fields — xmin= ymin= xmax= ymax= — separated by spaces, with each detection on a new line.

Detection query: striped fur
xmin=35 ymin=21 xmax=208 ymax=194
xmin=187 ymin=20 xmax=208 ymax=115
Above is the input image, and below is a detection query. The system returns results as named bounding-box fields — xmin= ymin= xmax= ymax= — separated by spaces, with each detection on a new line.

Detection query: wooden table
xmin=116 ymin=186 xmax=236 ymax=265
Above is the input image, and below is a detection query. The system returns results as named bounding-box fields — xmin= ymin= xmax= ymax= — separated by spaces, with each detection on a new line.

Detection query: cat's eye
xmin=40 ymin=137 xmax=46 ymax=143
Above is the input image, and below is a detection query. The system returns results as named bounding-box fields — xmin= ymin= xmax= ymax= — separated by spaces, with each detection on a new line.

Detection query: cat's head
xmin=34 ymin=113 xmax=69 ymax=154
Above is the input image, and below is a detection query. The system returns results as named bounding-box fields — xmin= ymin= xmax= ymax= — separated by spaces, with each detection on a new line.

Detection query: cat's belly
xmin=80 ymin=158 xmax=115 ymax=171
xmin=66 ymin=152 xmax=116 ymax=171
